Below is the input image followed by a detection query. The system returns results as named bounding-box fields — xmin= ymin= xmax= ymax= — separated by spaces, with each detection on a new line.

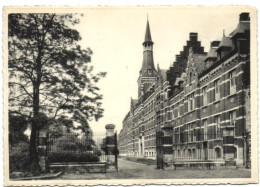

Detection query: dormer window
xmin=179 ymin=81 xmax=183 ymax=89
xmin=148 ymin=70 xmax=152 ymax=74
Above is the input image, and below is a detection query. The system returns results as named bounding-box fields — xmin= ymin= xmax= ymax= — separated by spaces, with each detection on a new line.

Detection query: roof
xmin=144 ymin=20 xmax=152 ymax=42
xmin=160 ymin=69 xmax=167 ymax=80
xmin=230 ymin=21 xmax=250 ymax=38
xmin=132 ymin=99 xmax=138 ymax=107
xmin=205 ymin=42 xmax=219 ymax=60
xmin=206 ymin=47 xmax=218 ymax=59
xmin=216 ymin=35 xmax=232 ymax=51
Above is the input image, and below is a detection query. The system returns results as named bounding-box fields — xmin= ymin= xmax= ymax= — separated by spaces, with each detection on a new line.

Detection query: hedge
xmin=48 ymin=151 xmax=100 ymax=163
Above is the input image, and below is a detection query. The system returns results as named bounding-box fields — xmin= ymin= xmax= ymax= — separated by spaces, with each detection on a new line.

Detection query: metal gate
xmin=156 ymin=131 xmax=164 ymax=169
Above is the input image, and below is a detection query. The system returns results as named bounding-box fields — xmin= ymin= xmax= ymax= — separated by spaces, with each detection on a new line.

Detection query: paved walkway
xmin=58 ymin=158 xmax=251 ymax=180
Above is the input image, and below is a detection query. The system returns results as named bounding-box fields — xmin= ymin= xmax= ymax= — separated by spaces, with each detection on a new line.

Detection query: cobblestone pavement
xmin=58 ymin=158 xmax=251 ymax=180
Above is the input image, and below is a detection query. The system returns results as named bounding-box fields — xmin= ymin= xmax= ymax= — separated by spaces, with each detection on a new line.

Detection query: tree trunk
xmin=29 ymin=119 xmax=41 ymax=175
xmin=28 ymin=46 xmax=43 ymax=175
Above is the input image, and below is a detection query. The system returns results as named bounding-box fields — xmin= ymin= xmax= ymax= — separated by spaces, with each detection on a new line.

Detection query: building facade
xmin=118 ymin=13 xmax=250 ymax=166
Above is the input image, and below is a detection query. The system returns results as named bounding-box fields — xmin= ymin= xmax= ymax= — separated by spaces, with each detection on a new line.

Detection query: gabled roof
xmin=216 ymin=35 xmax=232 ymax=51
xmin=205 ymin=41 xmax=220 ymax=60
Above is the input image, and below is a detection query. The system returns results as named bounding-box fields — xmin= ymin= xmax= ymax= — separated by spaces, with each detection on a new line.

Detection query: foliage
xmin=8 ymin=13 xmax=106 ymax=128
xmin=9 ymin=142 xmax=30 ymax=173
xmin=53 ymin=134 xmax=94 ymax=152
xmin=49 ymin=133 xmax=101 ymax=163
xmin=8 ymin=13 xmax=106 ymax=173
xmin=9 ymin=112 xmax=29 ymax=146
xmin=48 ymin=151 xmax=99 ymax=163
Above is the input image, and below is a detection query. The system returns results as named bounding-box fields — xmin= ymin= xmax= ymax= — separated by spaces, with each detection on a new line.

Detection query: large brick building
xmin=118 ymin=13 xmax=250 ymax=166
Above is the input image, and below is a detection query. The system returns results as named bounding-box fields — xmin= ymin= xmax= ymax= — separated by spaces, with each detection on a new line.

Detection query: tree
xmin=8 ymin=13 xmax=106 ymax=174
xmin=9 ymin=112 xmax=28 ymax=146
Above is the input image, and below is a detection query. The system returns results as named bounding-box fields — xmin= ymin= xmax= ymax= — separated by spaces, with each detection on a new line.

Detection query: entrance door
xmin=203 ymin=142 xmax=208 ymax=160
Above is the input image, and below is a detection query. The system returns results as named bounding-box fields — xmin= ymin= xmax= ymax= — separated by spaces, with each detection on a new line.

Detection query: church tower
xmin=138 ymin=19 xmax=157 ymax=98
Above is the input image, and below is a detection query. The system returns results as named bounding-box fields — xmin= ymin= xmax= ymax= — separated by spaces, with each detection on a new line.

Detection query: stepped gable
xmin=167 ymin=33 xmax=206 ymax=97
xmin=193 ymin=54 xmax=207 ymax=74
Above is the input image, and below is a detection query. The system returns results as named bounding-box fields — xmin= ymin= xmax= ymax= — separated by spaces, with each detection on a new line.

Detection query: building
xmin=118 ymin=13 xmax=250 ymax=166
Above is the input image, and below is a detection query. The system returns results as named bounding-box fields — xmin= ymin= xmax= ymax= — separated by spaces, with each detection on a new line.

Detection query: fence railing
xmin=47 ymin=132 xmax=108 ymax=163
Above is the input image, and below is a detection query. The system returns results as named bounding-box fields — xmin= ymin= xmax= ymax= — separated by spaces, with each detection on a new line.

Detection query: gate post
xmin=156 ymin=131 xmax=164 ymax=169
xmin=161 ymin=125 xmax=173 ymax=167
xmin=105 ymin=124 xmax=118 ymax=170
xmin=37 ymin=127 xmax=48 ymax=172
xmin=114 ymin=131 xmax=118 ymax=171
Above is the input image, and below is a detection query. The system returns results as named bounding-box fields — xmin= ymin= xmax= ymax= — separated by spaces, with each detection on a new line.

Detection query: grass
xmin=124 ymin=156 xmax=156 ymax=165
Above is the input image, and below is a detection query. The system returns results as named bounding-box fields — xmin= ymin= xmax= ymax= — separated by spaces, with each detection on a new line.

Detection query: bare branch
xmin=9 ymin=82 xmax=33 ymax=99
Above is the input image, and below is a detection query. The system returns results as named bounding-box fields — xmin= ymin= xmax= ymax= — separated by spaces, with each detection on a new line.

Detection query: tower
xmin=138 ymin=19 xmax=157 ymax=98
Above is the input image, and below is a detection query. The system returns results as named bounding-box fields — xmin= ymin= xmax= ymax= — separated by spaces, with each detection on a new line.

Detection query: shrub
xmin=9 ymin=142 xmax=30 ymax=173
xmin=48 ymin=151 xmax=100 ymax=163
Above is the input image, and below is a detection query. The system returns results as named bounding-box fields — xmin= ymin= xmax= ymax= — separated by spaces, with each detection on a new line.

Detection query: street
xmin=58 ymin=158 xmax=251 ymax=180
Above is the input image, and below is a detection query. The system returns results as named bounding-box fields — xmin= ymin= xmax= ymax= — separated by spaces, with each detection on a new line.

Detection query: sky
xmin=71 ymin=7 xmax=252 ymax=133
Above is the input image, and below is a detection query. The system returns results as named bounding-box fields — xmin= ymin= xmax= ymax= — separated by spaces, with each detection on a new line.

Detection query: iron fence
xmin=47 ymin=132 xmax=108 ymax=163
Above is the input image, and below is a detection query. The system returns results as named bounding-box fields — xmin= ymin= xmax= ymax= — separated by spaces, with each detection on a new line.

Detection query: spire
xmin=144 ymin=18 xmax=152 ymax=42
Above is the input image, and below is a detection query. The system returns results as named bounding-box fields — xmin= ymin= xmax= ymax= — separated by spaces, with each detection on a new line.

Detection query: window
xmin=167 ymin=111 xmax=172 ymax=121
xmin=193 ymin=129 xmax=196 ymax=142
xmin=229 ymin=70 xmax=236 ymax=95
xmin=192 ymin=148 xmax=196 ymax=158
xmin=203 ymin=119 xmax=207 ymax=140
xmin=229 ymin=110 xmax=236 ymax=126
xmin=202 ymin=86 xmax=207 ymax=106
xmin=215 ymin=147 xmax=221 ymax=158
xmin=188 ymin=124 xmax=192 ymax=142
xmin=214 ymin=115 xmax=221 ymax=138
xmin=188 ymin=92 xmax=195 ymax=111
xmin=191 ymin=93 xmax=195 ymax=110
xmin=175 ymin=103 xmax=180 ymax=117
xmin=172 ymin=106 xmax=175 ymax=119
xmin=179 ymin=81 xmax=183 ymax=89
xmin=214 ymin=79 xmax=220 ymax=101
xmin=188 ymin=149 xmax=192 ymax=157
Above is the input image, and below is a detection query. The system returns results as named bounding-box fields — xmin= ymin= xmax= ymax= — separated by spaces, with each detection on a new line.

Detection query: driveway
xmin=58 ymin=158 xmax=251 ymax=180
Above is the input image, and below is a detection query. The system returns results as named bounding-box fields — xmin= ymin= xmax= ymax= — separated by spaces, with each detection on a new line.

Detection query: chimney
xmin=189 ymin=33 xmax=198 ymax=41
xmin=239 ymin=12 xmax=250 ymax=21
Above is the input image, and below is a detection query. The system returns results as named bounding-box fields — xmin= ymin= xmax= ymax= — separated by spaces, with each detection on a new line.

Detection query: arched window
xmin=192 ymin=148 xmax=196 ymax=159
xmin=215 ymin=147 xmax=221 ymax=158
xmin=188 ymin=149 xmax=192 ymax=158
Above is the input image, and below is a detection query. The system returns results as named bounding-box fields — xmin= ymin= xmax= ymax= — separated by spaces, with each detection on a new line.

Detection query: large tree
xmin=8 ymin=13 xmax=106 ymax=174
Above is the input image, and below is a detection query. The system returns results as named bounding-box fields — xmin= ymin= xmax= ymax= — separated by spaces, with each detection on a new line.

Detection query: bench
xmin=172 ymin=161 xmax=226 ymax=170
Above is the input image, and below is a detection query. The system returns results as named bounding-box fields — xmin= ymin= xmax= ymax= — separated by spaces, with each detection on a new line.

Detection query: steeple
xmin=144 ymin=18 xmax=153 ymax=43
xmin=138 ymin=18 xmax=157 ymax=98
xmin=139 ymin=19 xmax=156 ymax=77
